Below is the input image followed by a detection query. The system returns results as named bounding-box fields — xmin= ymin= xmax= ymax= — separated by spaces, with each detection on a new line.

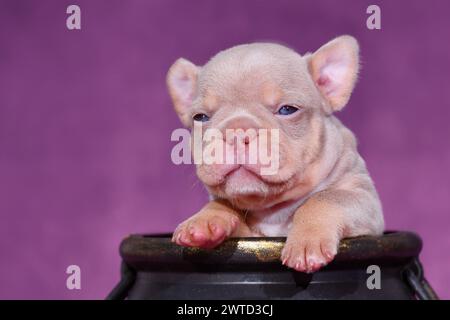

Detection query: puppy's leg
xmin=281 ymin=189 xmax=383 ymax=273
xmin=172 ymin=200 xmax=252 ymax=248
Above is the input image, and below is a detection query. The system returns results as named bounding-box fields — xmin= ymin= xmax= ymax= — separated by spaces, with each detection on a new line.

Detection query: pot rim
xmin=119 ymin=231 xmax=422 ymax=270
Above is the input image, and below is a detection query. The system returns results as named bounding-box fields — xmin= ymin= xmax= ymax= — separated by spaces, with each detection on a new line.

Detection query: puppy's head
xmin=167 ymin=36 xmax=359 ymax=210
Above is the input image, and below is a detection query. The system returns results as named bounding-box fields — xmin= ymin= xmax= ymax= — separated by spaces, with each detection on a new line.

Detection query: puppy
xmin=167 ymin=35 xmax=384 ymax=273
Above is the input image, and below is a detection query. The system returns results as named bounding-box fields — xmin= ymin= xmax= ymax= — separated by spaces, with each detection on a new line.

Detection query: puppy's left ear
xmin=308 ymin=35 xmax=360 ymax=112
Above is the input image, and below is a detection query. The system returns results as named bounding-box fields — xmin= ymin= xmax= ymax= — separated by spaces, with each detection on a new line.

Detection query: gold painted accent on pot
xmin=237 ymin=240 xmax=283 ymax=262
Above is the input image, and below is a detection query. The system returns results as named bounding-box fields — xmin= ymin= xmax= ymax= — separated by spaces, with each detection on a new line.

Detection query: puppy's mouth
xmin=225 ymin=165 xmax=262 ymax=182
xmin=226 ymin=164 xmax=294 ymax=184
xmin=222 ymin=165 xmax=268 ymax=197
xmin=212 ymin=164 xmax=289 ymax=197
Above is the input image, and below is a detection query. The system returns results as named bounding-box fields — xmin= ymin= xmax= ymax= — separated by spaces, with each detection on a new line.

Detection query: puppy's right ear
xmin=167 ymin=58 xmax=200 ymax=127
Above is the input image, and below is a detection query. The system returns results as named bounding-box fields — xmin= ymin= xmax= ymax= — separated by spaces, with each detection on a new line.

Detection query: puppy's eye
xmin=277 ymin=105 xmax=299 ymax=116
xmin=193 ymin=113 xmax=210 ymax=122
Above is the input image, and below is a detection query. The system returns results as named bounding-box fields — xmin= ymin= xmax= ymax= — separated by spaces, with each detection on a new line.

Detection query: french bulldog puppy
xmin=167 ymin=35 xmax=384 ymax=273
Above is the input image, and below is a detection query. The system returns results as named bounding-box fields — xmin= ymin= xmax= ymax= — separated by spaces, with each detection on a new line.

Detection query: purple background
xmin=0 ymin=0 xmax=449 ymax=299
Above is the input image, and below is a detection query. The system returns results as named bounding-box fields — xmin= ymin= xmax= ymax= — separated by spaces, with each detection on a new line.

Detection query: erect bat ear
xmin=308 ymin=35 xmax=360 ymax=112
xmin=166 ymin=58 xmax=201 ymax=127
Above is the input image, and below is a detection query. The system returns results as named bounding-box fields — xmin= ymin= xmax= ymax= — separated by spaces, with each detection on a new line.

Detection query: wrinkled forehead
xmin=197 ymin=44 xmax=312 ymax=107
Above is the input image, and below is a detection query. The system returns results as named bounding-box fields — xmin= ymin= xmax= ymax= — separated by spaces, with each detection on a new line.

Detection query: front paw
xmin=280 ymin=233 xmax=339 ymax=273
xmin=172 ymin=213 xmax=239 ymax=249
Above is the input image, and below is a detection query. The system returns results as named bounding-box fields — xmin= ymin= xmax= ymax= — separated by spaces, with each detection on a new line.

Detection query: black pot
xmin=107 ymin=231 xmax=438 ymax=300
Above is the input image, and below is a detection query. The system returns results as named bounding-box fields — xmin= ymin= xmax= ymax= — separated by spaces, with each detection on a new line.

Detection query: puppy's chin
xmin=223 ymin=167 xmax=270 ymax=198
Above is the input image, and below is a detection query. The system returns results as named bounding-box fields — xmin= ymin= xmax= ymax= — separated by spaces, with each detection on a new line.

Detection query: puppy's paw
xmin=281 ymin=233 xmax=339 ymax=273
xmin=172 ymin=213 xmax=239 ymax=249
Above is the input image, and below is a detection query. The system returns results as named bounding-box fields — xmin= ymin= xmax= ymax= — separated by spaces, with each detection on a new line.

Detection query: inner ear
xmin=166 ymin=58 xmax=200 ymax=127
xmin=308 ymin=35 xmax=360 ymax=112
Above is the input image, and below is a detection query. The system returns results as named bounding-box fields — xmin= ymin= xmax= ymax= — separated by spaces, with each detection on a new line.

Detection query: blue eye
xmin=193 ymin=113 xmax=210 ymax=122
xmin=277 ymin=105 xmax=299 ymax=116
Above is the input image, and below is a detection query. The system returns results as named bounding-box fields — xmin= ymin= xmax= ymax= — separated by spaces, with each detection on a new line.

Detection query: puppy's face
xmin=167 ymin=36 xmax=359 ymax=210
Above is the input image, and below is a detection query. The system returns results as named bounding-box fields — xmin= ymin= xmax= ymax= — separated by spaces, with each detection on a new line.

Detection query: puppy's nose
xmin=222 ymin=117 xmax=260 ymax=145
